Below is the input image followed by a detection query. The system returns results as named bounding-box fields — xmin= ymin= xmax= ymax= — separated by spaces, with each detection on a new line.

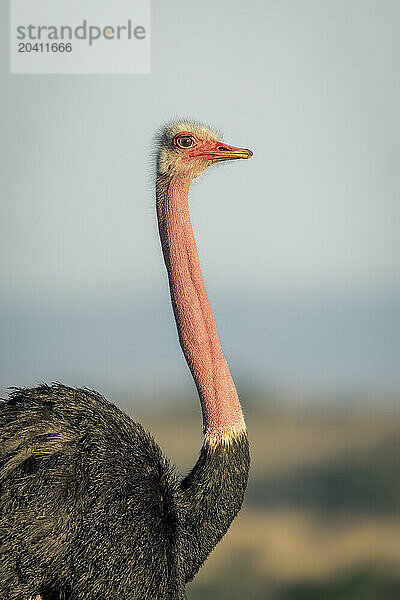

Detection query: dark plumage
xmin=0 ymin=385 xmax=249 ymax=599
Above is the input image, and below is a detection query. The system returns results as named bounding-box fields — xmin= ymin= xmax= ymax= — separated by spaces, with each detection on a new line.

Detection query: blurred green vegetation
xmin=134 ymin=395 xmax=400 ymax=600
xmin=248 ymin=439 xmax=400 ymax=514
xmin=190 ymin=568 xmax=400 ymax=600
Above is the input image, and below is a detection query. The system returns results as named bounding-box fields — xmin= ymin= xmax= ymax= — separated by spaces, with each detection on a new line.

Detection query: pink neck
xmin=156 ymin=175 xmax=246 ymax=442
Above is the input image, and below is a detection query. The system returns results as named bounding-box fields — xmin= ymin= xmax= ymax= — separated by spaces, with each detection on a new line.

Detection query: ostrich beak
xmin=214 ymin=143 xmax=253 ymax=161
xmin=189 ymin=141 xmax=253 ymax=161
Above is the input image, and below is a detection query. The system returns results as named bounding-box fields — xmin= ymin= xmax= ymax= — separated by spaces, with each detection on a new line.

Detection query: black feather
xmin=0 ymin=384 xmax=249 ymax=599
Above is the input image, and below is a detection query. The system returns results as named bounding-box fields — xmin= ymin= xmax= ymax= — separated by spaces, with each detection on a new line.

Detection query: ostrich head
xmin=156 ymin=120 xmax=253 ymax=180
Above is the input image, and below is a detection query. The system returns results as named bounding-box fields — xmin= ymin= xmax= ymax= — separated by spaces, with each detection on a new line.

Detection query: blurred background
xmin=1 ymin=1 xmax=399 ymax=598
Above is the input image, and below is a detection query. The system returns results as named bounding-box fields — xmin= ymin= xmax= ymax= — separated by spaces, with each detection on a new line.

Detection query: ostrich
xmin=0 ymin=120 xmax=253 ymax=600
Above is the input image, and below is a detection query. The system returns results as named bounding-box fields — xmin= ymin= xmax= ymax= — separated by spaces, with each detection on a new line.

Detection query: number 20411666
xmin=18 ymin=43 xmax=72 ymax=52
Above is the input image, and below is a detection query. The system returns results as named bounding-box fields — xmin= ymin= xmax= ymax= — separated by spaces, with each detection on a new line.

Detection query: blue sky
xmin=1 ymin=1 xmax=399 ymax=401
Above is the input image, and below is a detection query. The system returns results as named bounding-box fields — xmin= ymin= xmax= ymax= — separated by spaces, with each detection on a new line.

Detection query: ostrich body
xmin=0 ymin=121 xmax=252 ymax=600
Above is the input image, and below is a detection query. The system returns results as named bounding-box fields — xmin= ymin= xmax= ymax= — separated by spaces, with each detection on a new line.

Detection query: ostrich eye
xmin=176 ymin=136 xmax=195 ymax=149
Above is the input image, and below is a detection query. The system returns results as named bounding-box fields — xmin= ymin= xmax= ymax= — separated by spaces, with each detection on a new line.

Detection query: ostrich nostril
xmin=218 ymin=146 xmax=230 ymax=151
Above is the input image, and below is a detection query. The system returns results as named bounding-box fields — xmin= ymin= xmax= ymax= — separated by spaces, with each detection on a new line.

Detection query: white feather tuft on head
xmin=155 ymin=119 xmax=222 ymax=179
